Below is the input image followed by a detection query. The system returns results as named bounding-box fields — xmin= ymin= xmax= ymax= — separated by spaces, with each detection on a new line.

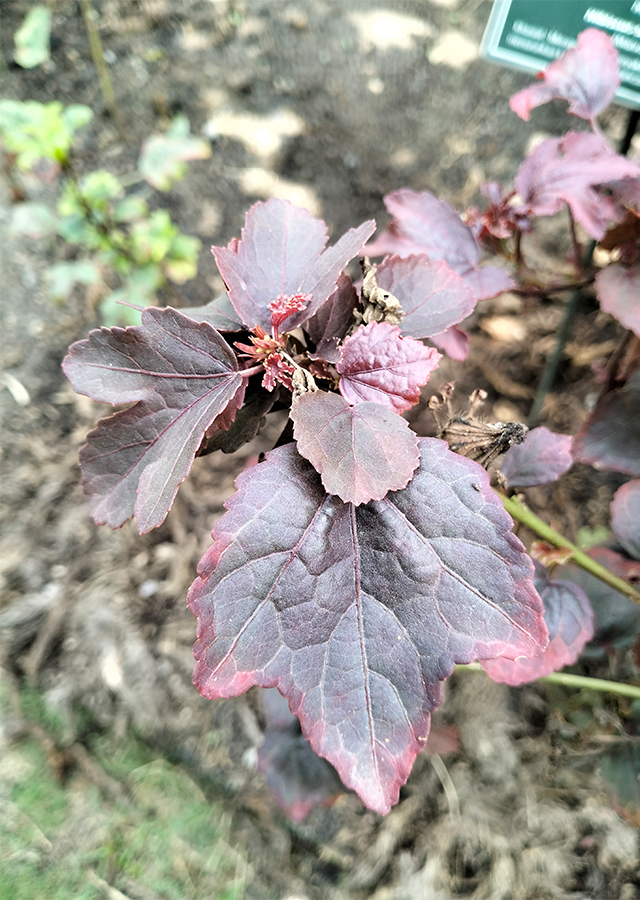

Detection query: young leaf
xmin=62 ymin=308 xmax=243 ymax=532
xmin=212 ymin=199 xmax=375 ymax=332
xmin=14 ymin=6 xmax=51 ymax=69
xmin=99 ymin=264 xmax=165 ymax=326
xmin=375 ymin=255 xmax=475 ymax=340
xmin=366 ymin=189 xmax=514 ymax=300
xmin=501 ymin=427 xmax=573 ymax=488
xmin=515 ymin=133 xmax=640 ymax=240
xmin=595 ymin=263 xmax=640 ymax=338
xmin=10 ymin=202 xmax=58 ymax=239
xmin=305 ymin=274 xmax=358 ymax=362
xmin=189 ymin=440 xmax=546 ymax=815
xmin=481 ymin=564 xmax=593 ymax=685
xmin=572 ymin=371 xmax=640 ymax=476
xmin=337 ymin=322 xmax=440 ymax=413
xmin=291 ymin=391 xmax=420 ymax=504
xmin=258 ymin=689 xmax=343 ymax=821
xmin=611 ymin=480 xmax=640 ymax=560
xmin=509 ymin=29 xmax=620 ymax=128
xmin=48 ymin=259 xmax=101 ymax=300
xmin=139 ymin=115 xmax=211 ymax=191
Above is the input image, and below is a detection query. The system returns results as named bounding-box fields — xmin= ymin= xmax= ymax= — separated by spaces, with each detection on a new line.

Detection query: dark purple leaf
xmin=509 ymin=29 xmax=620 ymax=126
xmin=180 ymin=293 xmax=243 ymax=332
xmin=366 ymin=190 xmax=515 ymax=300
xmin=62 ymin=307 xmax=243 ymax=532
xmin=204 ymin=385 xmax=275 ymax=455
xmin=558 ymin=548 xmax=640 ymax=652
xmin=305 ymin=273 xmax=357 ymax=363
xmin=212 ymin=199 xmax=375 ymax=332
xmin=189 ymin=440 xmax=546 ymax=814
xmin=291 ymin=390 xmax=420 ymax=504
xmin=515 ymin=133 xmax=640 ymax=240
xmin=572 ymin=371 xmax=640 ymax=476
xmin=375 ymin=255 xmax=475 ymax=340
xmin=501 ymin=427 xmax=573 ymax=488
xmin=601 ymin=744 xmax=640 ymax=826
xmin=258 ymin=688 xmax=343 ymax=821
xmin=336 ymin=322 xmax=440 ymax=413
xmin=481 ymin=563 xmax=593 ymax=684
xmin=595 ymin=263 xmax=640 ymax=338
xmin=429 ymin=325 xmax=470 ymax=361
xmin=611 ymin=480 xmax=640 ymax=560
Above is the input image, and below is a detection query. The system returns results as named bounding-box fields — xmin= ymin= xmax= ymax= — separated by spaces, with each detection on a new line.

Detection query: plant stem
xmin=528 ymin=241 xmax=595 ymax=427
xmin=455 ymin=663 xmax=640 ymax=700
xmin=500 ymin=493 xmax=640 ymax=606
xmin=79 ymin=0 xmax=129 ymax=141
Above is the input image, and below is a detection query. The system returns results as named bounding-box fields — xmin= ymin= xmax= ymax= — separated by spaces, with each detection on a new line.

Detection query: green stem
xmin=456 ymin=663 xmax=640 ymax=700
xmin=79 ymin=0 xmax=129 ymax=141
xmin=500 ymin=493 xmax=640 ymax=607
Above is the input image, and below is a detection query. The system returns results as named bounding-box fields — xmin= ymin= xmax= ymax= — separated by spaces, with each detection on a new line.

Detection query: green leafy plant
xmin=0 ymin=100 xmax=210 ymax=324
xmin=13 ymin=5 xmax=51 ymax=69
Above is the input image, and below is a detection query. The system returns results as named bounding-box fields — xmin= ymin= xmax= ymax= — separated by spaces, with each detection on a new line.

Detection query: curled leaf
xmin=509 ymin=29 xmax=620 ymax=127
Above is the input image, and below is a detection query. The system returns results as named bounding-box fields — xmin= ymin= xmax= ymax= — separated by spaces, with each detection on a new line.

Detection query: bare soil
xmin=1 ymin=2 xmax=639 ymax=898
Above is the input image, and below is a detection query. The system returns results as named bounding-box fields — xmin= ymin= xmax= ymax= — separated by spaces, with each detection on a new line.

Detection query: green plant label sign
xmin=481 ymin=0 xmax=640 ymax=108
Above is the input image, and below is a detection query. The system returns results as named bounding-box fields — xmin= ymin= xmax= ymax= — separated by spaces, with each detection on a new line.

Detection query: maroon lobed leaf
xmin=212 ymin=199 xmax=375 ymax=332
xmin=188 ymin=440 xmax=547 ymax=814
xmin=366 ymin=189 xmax=515 ymax=300
xmin=336 ymin=322 xmax=441 ymax=413
xmin=258 ymin=688 xmax=343 ymax=822
xmin=481 ymin=563 xmax=593 ymax=685
xmin=572 ymin=371 xmax=640 ymax=476
xmin=595 ymin=263 xmax=640 ymax=338
xmin=501 ymin=426 xmax=573 ymax=488
xmin=515 ymin=133 xmax=640 ymax=240
xmin=62 ymin=307 xmax=243 ymax=532
xmin=305 ymin=274 xmax=358 ymax=363
xmin=509 ymin=29 xmax=620 ymax=127
xmin=611 ymin=480 xmax=640 ymax=560
xmin=290 ymin=390 xmax=420 ymax=504
xmin=375 ymin=255 xmax=476 ymax=340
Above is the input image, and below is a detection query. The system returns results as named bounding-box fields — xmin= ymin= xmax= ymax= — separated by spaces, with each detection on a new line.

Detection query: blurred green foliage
xmin=0 ymin=97 xmax=209 ymax=325
xmin=0 ymin=687 xmax=245 ymax=900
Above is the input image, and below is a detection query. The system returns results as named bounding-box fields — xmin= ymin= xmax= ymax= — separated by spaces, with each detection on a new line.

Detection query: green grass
xmin=0 ymin=698 xmax=247 ymax=900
